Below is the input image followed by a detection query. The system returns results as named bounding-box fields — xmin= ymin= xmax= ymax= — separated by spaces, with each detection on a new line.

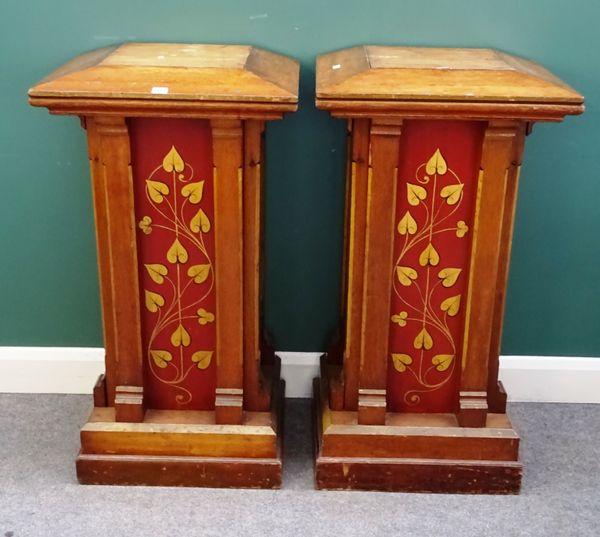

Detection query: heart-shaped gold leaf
xmin=145 ymin=263 xmax=168 ymax=284
xmin=187 ymin=264 xmax=210 ymax=284
xmin=391 ymin=311 xmax=408 ymax=327
xmin=432 ymin=354 xmax=454 ymax=372
xmin=413 ymin=327 xmax=433 ymax=350
xmin=162 ymin=146 xmax=185 ymax=172
xmin=171 ymin=323 xmax=191 ymax=347
xmin=144 ymin=290 xmax=165 ymax=313
xmin=150 ymin=350 xmax=172 ymax=369
xmin=190 ymin=208 xmax=211 ymax=233
xmin=392 ymin=353 xmax=413 ymax=373
xmin=438 ymin=267 xmax=462 ymax=288
xmin=440 ymin=183 xmax=464 ymax=205
xmin=407 ymin=183 xmax=427 ymax=206
xmin=197 ymin=308 xmax=215 ymax=325
xmin=138 ymin=216 xmax=152 ymax=235
xmin=440 ymin=295 xmax=461 ymax=317
xmin=167 ymin=238 xmax=188 ymax=264
xmin=425 ymin=148 xmax=447 ymax=176
xmin=181 ymin=181 xmax=205 ymax=204
xmin=146 ymin=181 xmax=170 ymax=203
xmin=397 ymin=211 xmax=418 ymax=235
xmin=396 ymin=266 xmax=418 ymax=286
xmin=191 ymin=350 xmax=213 ymax=370
xmin=419 ymin=243 xmax=440 ymax=267
xmin=456 ymin=220 xmax=469 ymax=238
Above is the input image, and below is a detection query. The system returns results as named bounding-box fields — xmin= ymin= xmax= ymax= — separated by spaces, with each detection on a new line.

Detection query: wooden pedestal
xmin=314 ymin=46 xmax=583 ymax=493
xmin=29 ymin=43 xmax=299 ymax=488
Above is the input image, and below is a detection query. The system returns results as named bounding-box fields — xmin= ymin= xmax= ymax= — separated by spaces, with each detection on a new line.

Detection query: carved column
xmin=242 ymin=120 xmax=272 ymax=411
xmin=211 ymin=118 xmax=245 ymax=424
xmin=342 ymin=118 xmax=370 ymax=411
xmin=95 ymin=115 xmax=144 ymax=423
xmin=357 ymin=118 xmax=402 ymax=425
xmin=85 ymin=117 xmax=116 ymax=408
xmin=487 ymin=125 xmax=527 ymax=413
xmin=458 ymin=121 xmax=520 ymax=427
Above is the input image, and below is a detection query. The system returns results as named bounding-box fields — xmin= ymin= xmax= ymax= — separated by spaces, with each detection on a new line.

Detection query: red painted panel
xmin=387 ymin=120 xmax=484 ymax=413
xmin=130 ymin=118 xmax=216 ymax=410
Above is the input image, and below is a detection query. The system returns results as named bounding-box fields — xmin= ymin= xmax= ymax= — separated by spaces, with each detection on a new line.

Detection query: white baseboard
xmin=498 ymin=355 xmax=600 ymax=404
xmin=0 ymin=347 xmax=105 ymax=394
xmin=0 ymin=347 xmax=598 ymax=403
xmin=278 ymin=352 xmax=321 ymax=398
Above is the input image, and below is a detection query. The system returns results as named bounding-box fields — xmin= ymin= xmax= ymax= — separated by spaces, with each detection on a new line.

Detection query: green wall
xmin=1 ymin=0 xmax=598 ymax=355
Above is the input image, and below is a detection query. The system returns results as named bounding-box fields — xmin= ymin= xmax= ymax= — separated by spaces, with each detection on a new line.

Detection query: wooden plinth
xmin=313 ymin=372 xmax=522 ymax=494
xmin=77 ymin=379 xmax=284 ymax=489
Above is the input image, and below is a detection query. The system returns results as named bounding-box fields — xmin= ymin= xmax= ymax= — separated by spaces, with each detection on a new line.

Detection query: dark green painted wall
xmin=1 ymin=0 xmax=598 ymax=355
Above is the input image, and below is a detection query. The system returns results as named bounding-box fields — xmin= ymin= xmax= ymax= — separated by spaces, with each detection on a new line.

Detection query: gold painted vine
xmin=390 ymin=148 xmax=469 ymax=406
xmin=137 ymin=146 xmax=214 ymax=405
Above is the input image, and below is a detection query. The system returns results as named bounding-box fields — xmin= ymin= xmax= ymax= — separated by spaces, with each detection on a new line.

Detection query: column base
xmin=77 ymin=375 xmax=284 ymax=489
xmin=313 ymin=375 xmax=522 ymax=494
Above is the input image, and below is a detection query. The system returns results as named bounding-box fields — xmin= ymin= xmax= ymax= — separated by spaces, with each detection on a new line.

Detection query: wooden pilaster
xmin=95 ymin=115 xmax=144 ymax=422
xmin=357 ymin=118 xmax=402 ymax=425
xmin=339 ymin=120 xmax=353 ymax=321
xmin=85 ymin=117 xmax=116 ymax=406
xmin=487 ymin=124 xmax=527 ymax=413
xmin=343 ymin=118 xmax=370 ymax=411
xmin=458 ymin=121 xmax=519 ymax=427
xmin=212 ymin=118 xmax=245 ymax=424
xmin=243 ymin=120 xmax=270 ymax=411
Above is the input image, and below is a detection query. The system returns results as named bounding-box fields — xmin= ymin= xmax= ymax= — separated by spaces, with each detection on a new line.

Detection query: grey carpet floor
xmin=0 ymin=395 xmax=598 ymax=537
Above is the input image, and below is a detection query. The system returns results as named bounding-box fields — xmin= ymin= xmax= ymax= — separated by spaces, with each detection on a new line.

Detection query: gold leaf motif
xmin=440 ymin=183 xmax=464 ymax=205
xmin=438 ymin=267 xmax=462 ymax=288
xmin=432 ymin=354 xmax=454 ymax=372
xmin=138 ymin=216 xmax=152 ymax=235
xmin=396 ymin=266 xmax=418 ymax=286
xmin=146 ymin=180 xmax=170 ymax=203
xmin=192 ymin=350 xmax=213 ymax=370
xmin=391 ymin=311 xmax=408 ymax=327
xmin=181 ymin=181 xmax=205 ymax=204
xmin=187 ymin=264 xmax=210 ymax=284
xmin=392 ymin=353 xmax=413 ymax=373
xmin=397 ymin=211 xmax=418 ymax=235
xmin=162 ymin=146 xmax=185 ymax=172
xmin=144 ymin=290 xmax=165 ymax=313
xmin=456 ymin=220 xmax=469 ymax=238
xmin=407 ymin=183 xmax=427 ymax=206
xmin=171 ymin=323 xmax=191 ymax=347
xmin=197 ymin=308 xmax=215 ymax=325
xmin=145 ymin=263 xmax=168 ymax=284
xmin=413 ymin=327 xmax=433 ymax=350
xmin=190 ymin=208 xmax=211 ymax=233
xmin=150 ymin=350 xmax=172 ymax=369
xmin=425 ymin=148 xmax=447 ymax=175
xmin=419 ymin=243 xmax=440 ymax=267
xmin=440 ymin=295 xmax=461 ymax=317
xmin=166 ymin=238 xmax=188 ymax=264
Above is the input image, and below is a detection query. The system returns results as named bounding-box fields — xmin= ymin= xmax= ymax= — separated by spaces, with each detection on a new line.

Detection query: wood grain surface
xmin=317 ymin=46 xmax=583 ymax=105
xmin=30 ymin=43 xmax=299 ymax=103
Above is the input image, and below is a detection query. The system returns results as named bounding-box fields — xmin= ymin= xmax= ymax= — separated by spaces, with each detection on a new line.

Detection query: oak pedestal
xmin=314 ymin=46 xmax=583 ymax=493
xmin=29 ymin=43 xmax=298 ymax=488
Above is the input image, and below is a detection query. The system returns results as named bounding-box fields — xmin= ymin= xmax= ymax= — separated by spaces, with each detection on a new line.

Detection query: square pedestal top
xmin=316 ymin=46 xmax=583 ymax=120
xmin=29 ymin=43 xmax=299 ymax=115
